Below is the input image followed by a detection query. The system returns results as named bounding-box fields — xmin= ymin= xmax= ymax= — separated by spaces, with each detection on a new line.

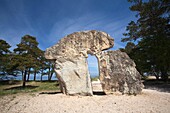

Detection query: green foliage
xmin=0 ymin=39 xmax=11 ymax=55
xmin=122 ymin=0 xmax=170 ymax=81
xmin=0 ymin=35 xmax=55 ymax=83
xmin=0 ymin=39 xmax=11 ymax=75
xmin=13 ymin=35 xmax=45 ymax=86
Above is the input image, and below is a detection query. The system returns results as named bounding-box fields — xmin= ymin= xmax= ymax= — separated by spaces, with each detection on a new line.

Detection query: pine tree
xmin=14 ymin=35 xmax=42 ymax=87
xmin=0 ymin=39 xmax=11 ymax=76
xmin=122 ymin=0 xmax=170 ymax=81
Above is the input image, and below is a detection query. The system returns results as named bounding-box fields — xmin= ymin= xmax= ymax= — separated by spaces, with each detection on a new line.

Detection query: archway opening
xmin=87 ymin=54 xmax=104 ymax=95
xmin=87 ymin=54 xmax=99 ymax=80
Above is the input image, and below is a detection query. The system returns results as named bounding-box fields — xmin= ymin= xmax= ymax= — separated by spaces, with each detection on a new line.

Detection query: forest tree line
xmin=0 ymin=35 xmax=55 ymax=87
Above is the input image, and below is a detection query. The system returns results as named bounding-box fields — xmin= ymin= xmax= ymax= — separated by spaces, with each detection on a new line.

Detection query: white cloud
xmin=0 ymin=0 xmax=38 ymax=51
xmin=0 ymin=1 xmax=135 ymax=51
xmin=46 ymin=13 xmax=134 ymax=50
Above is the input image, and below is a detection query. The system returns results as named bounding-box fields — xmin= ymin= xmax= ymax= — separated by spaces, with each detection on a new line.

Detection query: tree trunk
xmin=41 ymin=75 xmax=43 ymax=81
xmin=161 ymin=70 xmax=168 ymax=82
xmin=48 ymin=67 xmax=51 ymax=81
xmin=22 ymin=70 xmax=27 ymax=87
xmin=49 ymin=71 xmax=54 ymax=81
xmin=21 ymin=70 xmax=24 ymax=76
xmin=27 ymin=68 xmax=31 ymax=81
xmin=48 ymin=64 xmax=54 ymax=81
xmin=153 ymin=72 xmax=159 ymax=80
xmin=33 ymin=70 xmax=36 ymax=81
xmin=155 ymin=75 xmax=159 ymax=80
xmin=41 ymin=69 xmax=43 ymax=81
xmin=48 ymin=75 xmax=52 ymax=81
xmin=48 ymin=74 xmax=50 ymax=81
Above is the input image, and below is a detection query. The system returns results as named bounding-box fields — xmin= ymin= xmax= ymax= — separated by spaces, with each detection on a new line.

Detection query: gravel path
xmin=0 ymin=89 xmax=170 ymax=113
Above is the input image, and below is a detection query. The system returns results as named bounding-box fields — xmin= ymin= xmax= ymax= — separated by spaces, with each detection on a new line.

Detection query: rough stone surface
xmin=45 ymin=30 xmax=114 ymax=95
xmin=92 ymin=79 xmax=103 ymax=92
xmin=98 ymin=50 xmax=144 ymax=95
xmin=45 ymin=30 xmax=143 ymax=96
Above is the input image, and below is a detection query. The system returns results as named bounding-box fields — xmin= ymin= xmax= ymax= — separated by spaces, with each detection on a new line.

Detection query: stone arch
xmin=45 ymin=30 xmax=143 ymax=96
xmin=45 ymin=30 xmax=114 ymax=95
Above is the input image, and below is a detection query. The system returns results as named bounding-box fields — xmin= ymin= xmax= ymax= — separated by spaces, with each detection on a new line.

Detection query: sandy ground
xmin=0 ymin=89 xmax=170 ymax=113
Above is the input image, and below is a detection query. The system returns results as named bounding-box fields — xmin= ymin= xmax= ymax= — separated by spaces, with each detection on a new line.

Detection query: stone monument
xmin=45 ymin=30 xmax=143 ymax=96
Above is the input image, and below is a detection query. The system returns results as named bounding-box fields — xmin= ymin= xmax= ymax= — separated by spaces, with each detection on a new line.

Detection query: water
xmin=0 ymin=72 xmax=98 ymax=81
xmin=0 ymin=71 xmax=100 ymax=81
xmin=0 ymin=74 xmax=57 ymax=81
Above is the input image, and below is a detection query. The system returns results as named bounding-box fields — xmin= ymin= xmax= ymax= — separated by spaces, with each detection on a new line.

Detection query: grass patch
xmin=0 ymin=80 xmax=60 ymax=97
xmin=91 ymin=76 xmax=99 ymax=81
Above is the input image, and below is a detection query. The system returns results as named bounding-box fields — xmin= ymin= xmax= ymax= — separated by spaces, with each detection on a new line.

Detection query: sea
xmin=0 ymin=74 xmax=57 ymax=81
xmin=1 ymin=72 xmax=98 ymax=81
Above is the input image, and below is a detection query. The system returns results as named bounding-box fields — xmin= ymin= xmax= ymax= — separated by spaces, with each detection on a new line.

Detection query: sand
xmin=0 ymin=89 xmax=170 ymax=113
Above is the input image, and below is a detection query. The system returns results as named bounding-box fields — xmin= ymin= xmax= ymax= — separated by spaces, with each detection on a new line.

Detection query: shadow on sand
xmin=39 ymin=91 xmax=106 ymax=95
xmin=93 ymin=91 xmax=106 ymax=96
xmin=143 ymin=79 xmax=170 ymax=93
xmin=39 ymin=91 xmax=61 ymax=95
xmin=3 ymin=85 xmax=38 ymax=90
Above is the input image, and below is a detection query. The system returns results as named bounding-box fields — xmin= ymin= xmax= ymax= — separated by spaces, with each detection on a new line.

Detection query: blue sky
xmin=0 ymin=0 xmax=136 ymax=76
